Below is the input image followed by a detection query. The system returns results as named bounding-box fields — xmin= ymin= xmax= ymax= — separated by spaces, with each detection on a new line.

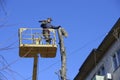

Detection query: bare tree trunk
xmin=58 ymin=27 xmax=67 ymax=80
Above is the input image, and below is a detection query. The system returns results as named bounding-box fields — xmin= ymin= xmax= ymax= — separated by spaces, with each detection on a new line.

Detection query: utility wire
xmin=0 ymin=48 xmax=33 ymax=71
xmin=0 ymin=32 xmax=17 ymax=46
xmin=68 ymin=32 xmax=108 ymax=57
xmin=7 ymin=68 xmax=25 ymax=80
xmin=0 ymin=33 xmax=18 ymax=51
xmin=0 ymin=55 xmax=8 ymax=65
xmin=55 ymin=71 xmax=61 ymax=80
xmin=0 ymin=55 xmax=25 ymax=80
xmin=0 ymin=63 xmax=23 ymax=80
xmin=0 ymin=0 xmax=7 ymax=15
xmin=0 ymin=23 xmax=20 ymax=28
xmin=0 ymin=72 xmax=8 ymax=80
xmin=1 ymin=70 xmax=16 ymax=80
xmin=0 ymin=55 xmax=15 ymax=80
xmin=0 ymin=40 xmax=18 ymax=51
xmin=0 ymin=46 xmax=18 ymax=51
xmin=2 ymin=40 xmax=18 ymax=48
xmin=0 ymin=22 xmax=7 ymax=28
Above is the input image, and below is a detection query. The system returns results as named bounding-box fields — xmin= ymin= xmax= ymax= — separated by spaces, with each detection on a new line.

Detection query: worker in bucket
xmin=39 ymin=18 xmax=60 ymax=44
xmin=39 ymin=18 xmax=54 ymax=44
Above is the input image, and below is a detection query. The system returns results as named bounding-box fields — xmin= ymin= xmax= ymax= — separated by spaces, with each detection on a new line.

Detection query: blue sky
xmin=0 ymin=0 xmax=120 ymax=80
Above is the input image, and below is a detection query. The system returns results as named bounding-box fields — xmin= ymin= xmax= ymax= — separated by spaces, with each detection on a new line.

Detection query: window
xmin=97 ymin=65 xmax=106 ymax=76
xmin=112 ymin=54 xmax=118 ymax=70
xmin=117 ymin=49 xmax=120 ymax=65
xmin=101 ymin=66 xmax=106 ymax=75
xmin=112 ymin=49 xmax=120 ymax=71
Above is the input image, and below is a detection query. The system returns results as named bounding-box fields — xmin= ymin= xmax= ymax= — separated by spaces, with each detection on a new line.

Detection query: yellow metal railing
xmin=19 ymin=28 xmax=57 ymax=45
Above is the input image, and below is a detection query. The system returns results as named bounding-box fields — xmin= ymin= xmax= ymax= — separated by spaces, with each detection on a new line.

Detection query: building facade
xmin=74 ymin=18 xmax=120 ymax=80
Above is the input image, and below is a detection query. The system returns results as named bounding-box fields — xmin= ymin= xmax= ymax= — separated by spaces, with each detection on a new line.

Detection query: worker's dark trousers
xmin=43 ymin=29 xmax=51 ymax=43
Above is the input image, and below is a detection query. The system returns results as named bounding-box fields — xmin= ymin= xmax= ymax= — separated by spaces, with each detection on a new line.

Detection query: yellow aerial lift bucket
xmin=19 ymin=28 xmax=57 ymax=58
